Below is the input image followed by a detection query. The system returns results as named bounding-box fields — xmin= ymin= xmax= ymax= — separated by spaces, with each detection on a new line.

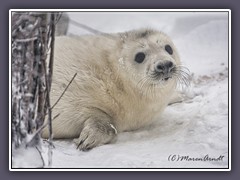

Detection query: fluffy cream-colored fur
xmin=42 ymin=29 xmax=182 ymax=150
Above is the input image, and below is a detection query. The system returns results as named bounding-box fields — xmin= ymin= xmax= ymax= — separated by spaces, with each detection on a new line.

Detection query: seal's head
xmin=117 ymin=29 xmax=189 ymax=96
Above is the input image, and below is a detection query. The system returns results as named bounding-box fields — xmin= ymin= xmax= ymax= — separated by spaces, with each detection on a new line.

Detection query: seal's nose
xmin=155 ymin=61 xmax=173 ymax=74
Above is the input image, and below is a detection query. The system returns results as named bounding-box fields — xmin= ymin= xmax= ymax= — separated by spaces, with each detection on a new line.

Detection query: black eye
xmin=165 ymin=45 xmax=173 ymax=55
xmin=135 ymin=52 xmax=145 ymax=63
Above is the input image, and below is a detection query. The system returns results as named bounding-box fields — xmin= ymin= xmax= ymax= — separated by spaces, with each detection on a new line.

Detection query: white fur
xmin=42 ymin=29 xmax=181 ymax=141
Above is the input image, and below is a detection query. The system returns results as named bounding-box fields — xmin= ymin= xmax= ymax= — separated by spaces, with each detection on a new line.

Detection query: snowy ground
xmin=12 ymin=11 xmax=229 ymax=169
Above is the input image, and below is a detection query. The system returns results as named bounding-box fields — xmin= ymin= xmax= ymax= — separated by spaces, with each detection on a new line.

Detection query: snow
xmin=12 ymin=11 xmax=229 ymax=169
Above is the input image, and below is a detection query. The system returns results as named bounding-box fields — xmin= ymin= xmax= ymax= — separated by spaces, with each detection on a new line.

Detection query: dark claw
xmin=82 ymin=146 xmax=91 ymax=152
xmin=76 ymin=140 xmax=84 ymax=149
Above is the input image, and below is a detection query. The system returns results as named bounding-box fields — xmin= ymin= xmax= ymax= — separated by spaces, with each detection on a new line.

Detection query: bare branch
xmin=69 ymin=19 xmax=103 ymax=35
xmin=26 ymin=113 xmax=60 ymax=147
xmin=35 ymin=146 xmax=45 ymax=168
xmin=51 ymin=73 xmax=77 ymax=109
xmin=48 ymin=13 xmax=56 ymax=90
xmin=43 ymin=44 xmax=53 ymax=167
xmin=15 ymin=37 xmax=38 ymax=42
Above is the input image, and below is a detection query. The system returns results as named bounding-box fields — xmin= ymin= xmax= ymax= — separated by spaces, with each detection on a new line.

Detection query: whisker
xmin=172 ymin=65 xmax=191 ymax=90
xmin=136 ymin=64 xmax=191 ymax=97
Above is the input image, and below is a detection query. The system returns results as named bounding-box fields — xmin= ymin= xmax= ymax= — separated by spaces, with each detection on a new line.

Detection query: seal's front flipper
xmin=73 ymin=116 xmax=117 ymax=151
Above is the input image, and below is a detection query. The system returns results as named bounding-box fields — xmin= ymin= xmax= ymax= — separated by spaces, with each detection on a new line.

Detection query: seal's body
xmin=42 ymin=29 xmax=187 ymax=151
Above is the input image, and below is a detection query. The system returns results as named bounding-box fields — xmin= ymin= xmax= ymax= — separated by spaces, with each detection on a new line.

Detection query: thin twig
xmin=69 ymin=20 xmax=115 ymax=40
xmin=69 ymin=19 xmax=103 ymax=35
xmin=42 ymin=139 xmax=56 ymax=149
xmin=35 ymin=146 xmax=45 ymax=168
xmin=55 ymin=13 xmax=63 ymax=25
xmin=15 ymin=37 xmax=38 ymax=42
xmin=26 ymin=113 xmax=60 ymax=147
xmin=43 ymin=61 xmax=53 ymax=167
xmin=48 ymin=13 xmax=56 ymax=90
xmin=51 ymin=73 xmax=77 ymax=109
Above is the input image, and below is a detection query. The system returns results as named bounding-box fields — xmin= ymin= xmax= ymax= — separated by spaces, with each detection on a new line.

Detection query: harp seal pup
xmin=42 ymin=28 xmax=189 ymax=151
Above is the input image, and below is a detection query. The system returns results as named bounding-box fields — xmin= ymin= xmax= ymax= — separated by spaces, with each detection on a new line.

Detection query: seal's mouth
xmin=150 ymin=71 xmax=174 ymax=82
xmin=137 ymin=65 xmax=190 ymax=90
xmin=163 ymin=76 xmax=171 ymax=81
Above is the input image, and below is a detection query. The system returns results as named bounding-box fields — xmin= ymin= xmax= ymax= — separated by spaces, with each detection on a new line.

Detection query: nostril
xmin=156 ymin=64 xmax=164 ymax=72
xmin=167 ymin=61 xmax=173 ymax=68
xmin=155 ymin=61 xmax=174 ymax=73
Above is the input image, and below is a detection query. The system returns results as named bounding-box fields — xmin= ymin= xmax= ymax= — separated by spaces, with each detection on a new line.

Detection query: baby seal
xmin=42 ymin=28 xmax=189 ymax=151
